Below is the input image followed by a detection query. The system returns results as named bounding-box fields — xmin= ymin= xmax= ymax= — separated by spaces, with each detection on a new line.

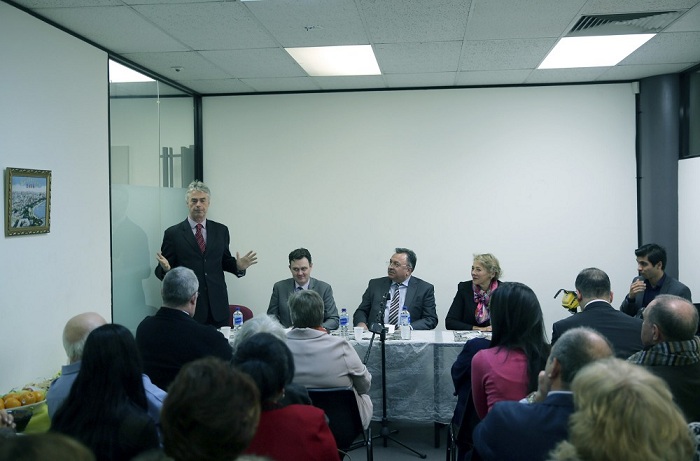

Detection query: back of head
xmin=288 ymin=248 xmax=312 ymax=265
xmin=230 ymin=315 xmax=286 ymax=353
xmin=645 ymin=295 xmax=699 ymax=342
xmin=574 ymin=267 xmax=611 ymax=300
xmin=161 ymin=267 xmax=199 ymax=308
xmin=162 ymin=357 xmax=260 ymax=461
xmin=567 ymin=358 xmax=694 ymax=461
xmin=288 ymin=290 xmax=324 ymax=328
xmin=62 ymin=312 xmax=107 ymax=363
xmin=231 ymin=333 xmax=294 ymax=403
xmin=0 ymin=432 xmax=95 ymax=461
xmin=635 ymin=243 xmax=667 ymax=270
xmin=489 ymin=282 xmax=549 ymax=391
xmin=473 ymin=253 xmax=502 ymax=280
xmin=549 ymin=327 xmax=614 ymax=387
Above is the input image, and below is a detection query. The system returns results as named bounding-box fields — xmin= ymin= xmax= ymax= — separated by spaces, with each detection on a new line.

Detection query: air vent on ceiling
xmin=568 ymin=11 xmax=684 ymax=36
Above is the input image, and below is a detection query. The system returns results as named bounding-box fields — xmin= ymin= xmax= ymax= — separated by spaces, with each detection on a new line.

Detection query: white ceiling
xmin=7 ymin=0 xmax=700 ymax=95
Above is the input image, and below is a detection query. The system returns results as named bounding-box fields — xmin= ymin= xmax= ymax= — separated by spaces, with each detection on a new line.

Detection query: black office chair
xmin=307 ymin=387 xmax=373 ymax=461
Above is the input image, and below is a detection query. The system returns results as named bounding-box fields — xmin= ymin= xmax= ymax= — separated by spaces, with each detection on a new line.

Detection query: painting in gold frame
xmin=5 ymin=167 xmax=51 ymax=236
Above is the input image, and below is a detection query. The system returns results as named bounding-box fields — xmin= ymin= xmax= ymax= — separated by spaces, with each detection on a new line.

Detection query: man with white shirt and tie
xmin=267 ymin=248 xmax=339 ymax=331
xmin=354 ymin=248 xmax=438 ymax=330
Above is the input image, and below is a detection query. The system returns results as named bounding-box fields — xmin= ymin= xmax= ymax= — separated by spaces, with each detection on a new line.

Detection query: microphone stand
xmin=366 ymin=292 xmax=426 ymax=458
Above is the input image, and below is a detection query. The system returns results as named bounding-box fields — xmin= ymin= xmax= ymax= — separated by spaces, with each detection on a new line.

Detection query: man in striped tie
xmin=353 ymin=248 xmax=438 ymax=331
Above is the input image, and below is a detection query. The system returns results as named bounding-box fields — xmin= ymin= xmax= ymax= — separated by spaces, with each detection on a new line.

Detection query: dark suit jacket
xmin=445 ymin=280 xmax=499 ymax=330
xmin=267 ymin=277 xmax=340 ymax=330
xmin=645 ymin=360 xmax=700 ymax=422
xmin=136 ymin=307 xmax=232 ymax=390
xmin=552 ymin=301 xmax=643 ymax=359
xmin=353 ymin=276 xmax=438 ymax=330
xmin=620 ymin=274 xmax=692 ymax=318
xmin=155 ymin=218 xmax=242 ymax=324
xmin=472 ymin=392 xmax=574 ymax=461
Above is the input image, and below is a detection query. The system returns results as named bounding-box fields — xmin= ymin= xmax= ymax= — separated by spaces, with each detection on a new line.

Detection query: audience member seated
xmin=620 ymin=243 xmax=692 ymax=318
xmin=285 ymin=290 xmax=373 ymax=428
xmin=547 ymin=358 xmax=694 ymax=461
xmin=232 ymin=333 xmax=338 ymax=461
xmin=690 ymin=422 xmax=700 ymax=461
xmin=160 ymin=357 xmax=260 ymax=461
xmin=47 ymin=312 xmax=166 ymax=426
xmin=229 ymin=315 xmax=311 ymax=407
xmin=471 ymin=282 xmax=550 ymax=419
xmin=552 ymin=267 xmax=643 ymax=359
xmin=51 ymin=324 xmax=159 ymax=461
xmin=354 ymin=247 xmax=438 ymax=330
xmin=267 ymin=248 xmax=339 ymax=331
xmin=628 ymin=294 xmax=700 ymax=422
xmin=136 ymin=267 xmax=232 ymax=390
xmin=445 ymin=253 xmax=502 ymax=331
xmin=472 ymin=327 xmax=613 ymax=461
xmin=0 ymin=432 xmax=95 ymax=461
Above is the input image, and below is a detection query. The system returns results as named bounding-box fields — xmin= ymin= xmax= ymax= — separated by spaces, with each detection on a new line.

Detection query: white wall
xmin=202 ymin=85 xmax=638 ymax=334
xmin=679 ymin=156 xmax=700 ymax=301
xmin=0 ymin=3 xmax=111 ymax=391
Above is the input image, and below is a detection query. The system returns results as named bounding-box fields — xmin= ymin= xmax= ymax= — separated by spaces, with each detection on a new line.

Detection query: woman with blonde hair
xmin=445 ymin=253 xmax=502 ymax=331
xmin=548 ymin=358 xmax=695 ymax=461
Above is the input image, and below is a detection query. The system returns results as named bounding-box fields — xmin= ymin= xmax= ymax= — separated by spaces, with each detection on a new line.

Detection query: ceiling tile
xmin=525 ymin=67 xmax=609 ymax=84
xmin=313 ymin=75 xmax=388 ymax=90
xmin=240 ymin=77 xmax=322 ymax=93
xmin=384 ymin=72 xmax=458 ymax=87
xmin=599 ymin=62 xmax=697 ymax=80
xmin=455 ymin=69 xmax=532 ymax=86
xmin=375 ymin=41 xmax=463 ymax=73
xmin=201 ymin=48 xmax=306 ymax=79
xmin=179 ymin=78 xmax=257 ymax=95
xmin=459 ymin=38 xmax=556 ymax=71
xmin=622 ymin=31 xmax=700 ymax=64
xmin=120 ymin=51 xmax=231 ymax=81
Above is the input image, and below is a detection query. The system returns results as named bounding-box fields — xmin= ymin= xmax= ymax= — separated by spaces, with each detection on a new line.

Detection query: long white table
xmin=349 ymin=330 xmax=486 ymax=425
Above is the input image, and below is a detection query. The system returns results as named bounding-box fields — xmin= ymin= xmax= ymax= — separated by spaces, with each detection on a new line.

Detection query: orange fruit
xmin=4 ymin=398 xmax=21 ymax=409
xmin=20 ymin=392 xmax=36 ymax=405
xmin=33 ymin=390 xmax=45 ymax=402
xmin=0 ymin=399 xmax=4 ymax=410
xmin=3 ymin=393 xmax=19 ymax=402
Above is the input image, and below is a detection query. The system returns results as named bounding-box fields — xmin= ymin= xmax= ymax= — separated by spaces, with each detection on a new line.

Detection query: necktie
xmin=295 ymin=286 xmax=303 ymax=291
xmin=388 ymin=283 xmax=400 ymax=326
xmin=195 ymin=223 xmax=205 ymax=253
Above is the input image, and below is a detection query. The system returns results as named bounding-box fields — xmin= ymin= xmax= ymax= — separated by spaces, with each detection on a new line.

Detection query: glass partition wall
xmin=109 ymin=60 xmax=196 ymax=332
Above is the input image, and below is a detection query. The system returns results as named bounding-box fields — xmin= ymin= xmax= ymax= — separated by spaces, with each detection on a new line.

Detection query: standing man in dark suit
xmin=552 ymin=267 xmax=643 ymax=359
xmin=155 ymin=180 xmax=257 ymax=326
xmin=353 ymin=247 xmax=438 ymax=330
xmin=472 ymin=327 xmax=613 ymax=461
xmin=267 ymin=248 xmax=339 ymax=331
xmin=620 ymin=243 xmax=692 ymax=318
xmin=137 ymin=266 xmax=232 ymax=390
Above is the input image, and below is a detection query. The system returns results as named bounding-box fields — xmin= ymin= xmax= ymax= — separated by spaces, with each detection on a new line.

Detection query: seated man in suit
xmin=267 ymin=248 xmax=339 ymax=331
xmin=472 ymin=327 xmax=613 ymax=461
xmin=136 ymin=266 xmax=232 ymax=390
xmin=552 ymin=268 xmax=643 ymax=359
xmin=620 ymin=243 xmax=691 ymax=318
xmin=628 ymin=294 xmax=700 ymax=422
xmin=47 ymin=312 xmax=166 ymax=426
xmin=354 ymin=247 xmax=438 ymax=330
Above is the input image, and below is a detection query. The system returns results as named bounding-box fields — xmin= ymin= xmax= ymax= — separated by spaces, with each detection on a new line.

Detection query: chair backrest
xmin=307 ymin=387 xmax=363 ymax=451
xmin=228 ymin=305 xmax=254 ymax=327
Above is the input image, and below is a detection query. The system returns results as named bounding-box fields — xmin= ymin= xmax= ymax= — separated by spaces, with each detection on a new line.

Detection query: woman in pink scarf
xmin=445 ymin=253 xmax=501 ymax=330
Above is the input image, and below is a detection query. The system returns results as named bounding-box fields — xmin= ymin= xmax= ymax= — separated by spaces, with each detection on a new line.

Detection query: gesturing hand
xmin=156 ymin=252 xmax=171 ymax=272
xmin=236 ymin=251 xmax=258 ymax=271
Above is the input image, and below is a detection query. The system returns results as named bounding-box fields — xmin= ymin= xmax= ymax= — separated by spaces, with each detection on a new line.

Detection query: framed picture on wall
xmin=5 ymin=167 xmax=52 ymax=236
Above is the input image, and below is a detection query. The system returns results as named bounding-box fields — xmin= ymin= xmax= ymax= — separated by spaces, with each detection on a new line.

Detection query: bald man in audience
xmin=47 ymin=312 xmax=166 ymax=424
xmin=552 ymin=267 xmax=643 ymax=359
xmin=628 ymin=294 xmax=700 ymax=422
xmin=472 ymin=327 xmax=613 ymax=461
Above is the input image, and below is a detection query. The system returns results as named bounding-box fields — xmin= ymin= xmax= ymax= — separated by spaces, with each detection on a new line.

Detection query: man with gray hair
xmin=628 ymin=294 xmax=700 ymax=422
xmin=137 ymin=266 xmax=232 ymax=390
xmin=472 ymin=327 xmax=614 ymax=461
xmin=47 ymin=312 xmax=167 ymax=425
xmin=155 ymin=180 xmax=258 ymax=327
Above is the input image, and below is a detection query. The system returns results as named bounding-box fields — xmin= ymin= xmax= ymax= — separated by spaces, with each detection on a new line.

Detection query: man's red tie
xmin=195 ymin=223 xmax=206 ymax=253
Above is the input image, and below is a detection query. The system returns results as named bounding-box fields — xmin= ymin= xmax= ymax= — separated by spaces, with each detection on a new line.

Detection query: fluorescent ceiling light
xmin=286 ymin=45 xmax=381 ymax=76
xmin=538 ymin=34 xmax=654 ymax=69
xmin=109 ymin=60 xmax=154 ymax=83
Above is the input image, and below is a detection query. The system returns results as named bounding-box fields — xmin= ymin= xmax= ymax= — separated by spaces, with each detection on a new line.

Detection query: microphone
xmin=632 ymin=275 xmax=645 ymax=283
xmin=369 ymin=292 xmax=390 ymax=334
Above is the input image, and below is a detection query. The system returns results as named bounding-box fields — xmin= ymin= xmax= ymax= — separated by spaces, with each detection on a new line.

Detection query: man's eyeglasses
xmin=387 ymin=261 xmax=409 ymax=268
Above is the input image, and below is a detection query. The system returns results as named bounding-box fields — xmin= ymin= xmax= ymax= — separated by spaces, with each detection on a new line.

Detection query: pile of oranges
xmin=0 ymin=390 xmax=45 ymax=410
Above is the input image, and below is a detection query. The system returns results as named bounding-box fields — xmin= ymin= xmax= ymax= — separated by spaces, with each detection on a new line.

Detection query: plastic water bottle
xmin=400 ymin=307 xmax=411 ymax=339
xmin=233 ymin=307 xmax=244 ymax=332
xmin=339 ymin=308 xmax=349 ymax=339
